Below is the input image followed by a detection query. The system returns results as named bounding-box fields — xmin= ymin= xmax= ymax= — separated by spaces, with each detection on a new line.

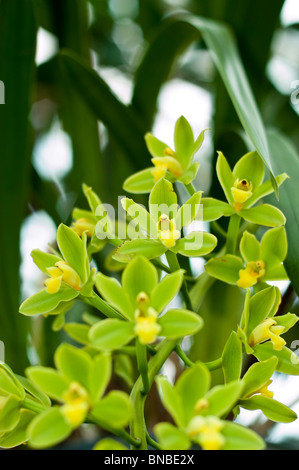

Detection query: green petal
xmin=173 ymin=231 xmax=217 ymax=257
xmin=64 ymin=323 xmax=90 ymax=345
xmin=113 ymin=238 xmax=166 ymax=263
xmin=232 ymin=151 xmax=264 ymax=189
xmin=149 ymin=178 xmax=178 ymax=221
xmin=0 ymin=409 xmax=34 ymax=449
xmin=82 ymin=183 xmax=103 ymax=214
xmin=28 ymin=408 xmax=73 ymax=449
xmin=201 ymin=197 xmax=234 ymax=222
xmin=201 ymin=380 xmax=244 ymax=418
xmin=175 ymin=362 xmax=210 ymax=422
xmin=95 ymin=272 xmax=134 ymax=320
xmin=93 ymin=438 xmax=128 ymax=450
xmin=240 ymin=396 xmax=297 ymax=423
xmin=19 ymin=288 xmax=79 ymax=316
xmin=222 ymin=331 xmax=243 ymax=383
xmin=89 ymin=319 xmax=135 ymax=351
xmin=154 ymin=422 xmax=191 ymax=451
xmin=239 ymin=204 xmax=286 ymax=227
xmin=159 ymin=309 xmax=203 ymax=339
xmin=25 ymin=366 xmax=69 ymax=402
xmin=89 ymin=353 xmax=112 ymax=402
xmin=242 ymin=357 xmax=278 ymax=398
xmin=54 ymin=343 xmax=92 ymax=390
xmin=150 ymin=270 xmax=184 ymax=313
xmin=243 ymin=173 xmax=288 ymax=209
xmin=121 ymin=197 xmax=158 ymax=237
xmin=156 ymin=376 xmax=185 ymax=427
xmin=145 ymin=132 xmax=168 ymax=157
xmin=253 ymin=343 xmax=299 ymax=375
xmin=123 ymin=167 xmax=155 ymax=194
xmin=260 ymin=226 xmax=287 ymax=270
xmin=239 ymin=231 xmax=261 ymax=262
xmin=174 ymin=115 xmax=194 ymax=168
xmin=31 ymin=249 xmax=62 ymax=275
xmin=222 ymin=421 xmax=265 ymax=450
xmin=122 ymin=256 xmax=158 ymax=303
xmin=247 ymin=286 xmax=280 ymax=334
xmin=216 ymin=151 xmax=235 ymax=205
xmin=0 ymin=396 xmax=21 ymax=433
xmin=175 ymin=191 xmax=202 ymax=229
xmin=205 ymin=254 xmax=244 ymax=284
xmin=92 ymin=391 xmax=131 ymax=429
xmin=56 ymin=223 xmax=89 ymax=282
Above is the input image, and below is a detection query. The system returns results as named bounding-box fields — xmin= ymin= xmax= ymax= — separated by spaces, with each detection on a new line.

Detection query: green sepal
xmin=205 ymin=254 xmax=244 ymax=284
xmin=216 ymin=151 xmax=235 ymax=205
xmin=145 ymin=132 xmax=168 ymax=157
xmin=156 ymin=376 xmax=185 ymax=427
xmin=174 ymin=115 xmax=194 ymax=168
xmin=239 ymin=204 xmax=286 ymax=227
xmin=56 ymin=223 xmax=89 ymax=283
xmin=25 ymin=366 xmax=69 ymax=402
xmin=89 ymin=353 xmax=112 ymax=402
xmin=91 ymin=390 xmax=131 ymax=429
xmin=30 ymin=249 xmax=62 ymax=275
xmin=172 ymin=231 xmax=217 ymax=257
xmin=16 ymin=375 xmax=51 ymax=407
xmin=175 ymin=191 xmax=202 ymax=229
xmin=95 ymin=272 xmax=134 ymax=320
xmin=222 ymin=331 xmax=243 ymax=383
xmin=159 ymin=309 xmax=204 ymax=339
xmin=150 ymin=270 xmax=184 ymax=313
xmin=54 ymin=343 xmax=92 ymax=391
xmin=241 ymin=357 xmax=278 ymax=398
xmin=154 ymin=422 xmax=191 ymax=451
xmin=247 ymin=286 xmax=280 ymax=335
xmin=19 ymin=287 xmax=79 ymax=316
xmin=0 ymin=363 xmax=25 ymax=399
xmin=200 ymin=380 xmax=244 ymax=418
xmin=93 ymin=438 xmax=128 ymax=450
xmin=221 ymin=421 xmax=265 ymax=450
xmin=113 ymin=238 xmax=166 ymax=263
xmin=121 ymin=197 xmax=158 ymax=237
xmin=239 ymin=396 xmax=297 ymax=423
xmin=121 ymin=255 xmax=158 ymax=303
xmin=0 ymin=410 xmax=35 ymax=449
xmin=239 ymin=231 xmax=261 ymax=262
xmin=178 ymin=161 xmax=199 ymax=185
xmin=64 ymin=323 xmax=90 ymax=345
xmin=149 ymin=178 xmax=178 ymax=221
xmin=27 ymin=407 xmax=73 ymax=449
xmin=82 ymin=183 xmax=102 ymax=214
xmin=123 ymin=167 xmax=155 ymax=194
xmin=253 ymin=343 xmax=299 ymax=375
xmin=174 ymin=362 xmax=210 ymax=423
xmin=232 ymin=151 xmax=264 ymax=189
xmin=0 ymin=396 xmax=21 ymax=433
xmin=201 ymin=197 xmax=234 ymax=222
xmin=89 ymin=319 xmax=135 ymax=351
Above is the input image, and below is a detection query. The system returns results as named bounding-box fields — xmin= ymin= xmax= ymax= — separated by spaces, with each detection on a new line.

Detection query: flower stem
xmin=136 ymin=339 xmax=149 ymax=395
xmin=204 ymin=357 xmax=222 ymax=371
xmin=185 ymin=182 xmax=196 ymax=196
xmin=87 ymin=292 xmax=124 ymax=320
xmin=130 ymin=339 xmax=178 ymax=449
xmin=165 ymin=251 xmax=193 ymax=311
xmin=226 ymin=214 xmax=241 ymax=255
xmin=175 ymin=345 xmax=194 ymax=367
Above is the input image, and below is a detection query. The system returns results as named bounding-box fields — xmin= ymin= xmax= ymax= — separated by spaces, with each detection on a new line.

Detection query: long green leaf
xmin=265 ymin=129 xmax=299 ymax=295
xmin=0 ymin=0 xmax=36 ymax=372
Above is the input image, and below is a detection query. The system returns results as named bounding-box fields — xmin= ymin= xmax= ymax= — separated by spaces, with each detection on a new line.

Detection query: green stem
xmin=146 ymin=432 xmax=163 ymax=450
xmin=204 ymin=357 xmax=222 ymax=371
xmin=226 ymin=214 xmax=241 ymax=255
xmin=89 ymin=413 xmax=141 ymax=448
xmin=211 ymin=220 xmax=227 ymax=239
xmin=130 ymin=339 xmax=178 ymax=449
xmin=175 ymin=345 xmax=194 ymax=367
xmin=136 ymin=339 xmax=149 ymax=395
xmin=151 ymin=258 xmax=171 ymax=274
xmin=165 ymin=251 xmax=193 ymax=311
xmin=185 ymin=182 xmax=196 ymax=196
xmin=87 ymin=292 xmax=124 ymax=320
xmin=22 ymin=397 xmax=47 ymax=414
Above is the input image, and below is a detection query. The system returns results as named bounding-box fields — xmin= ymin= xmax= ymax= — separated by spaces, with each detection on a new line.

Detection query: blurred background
xmin=0 ymin=0 xmax=299 ymax=449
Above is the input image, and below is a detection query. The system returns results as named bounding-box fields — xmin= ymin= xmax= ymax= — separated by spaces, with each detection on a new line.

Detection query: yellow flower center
xmin=45 ymin=261 xmax=82 ymax=294
xmin=187 ymin=416 xmax=225 ymax=451
xmin=71 ymin=218 xmax=95 ymax=237
xmin=249 ymin=318 xmax=286 ymax=351
xmin=134 ymin=293 xmax=161 ymax=344
xmin=237 ymin=260 xmax=266 ymax=289
xmin=231 ymin=178 xmax=253 ymax=210
xmin=157 ymin=214 xmax=180 ymax=248
xmin=151 ymin=155 xmax=183 ymax=182
xmin=61 ymin=382 xmax=90 ymax=427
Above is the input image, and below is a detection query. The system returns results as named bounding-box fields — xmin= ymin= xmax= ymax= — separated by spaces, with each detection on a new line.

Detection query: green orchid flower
xmin=114 ymin=178 xmax=217 ymax=263
xmin=154 ymin=362 xmax=265 ymax=450
xmin=0 ymin=363 xmax=50 ymax=449
xmin=205 ymin=227 xmax=289 ymax=289
xmin=123 ymin=116 xmax=208 ymax=194
xmin=201 ymin=151 xmax=288 ymax=227
xmin=25 ymin=344 xmax=131 ymax=449
xmin=238 ymin=286 xmax=299 ymax=373
xmin=19 ymin=223 xmax=95 ymax=320
xmin=82 ymin=256 xmax=203 ymax=349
